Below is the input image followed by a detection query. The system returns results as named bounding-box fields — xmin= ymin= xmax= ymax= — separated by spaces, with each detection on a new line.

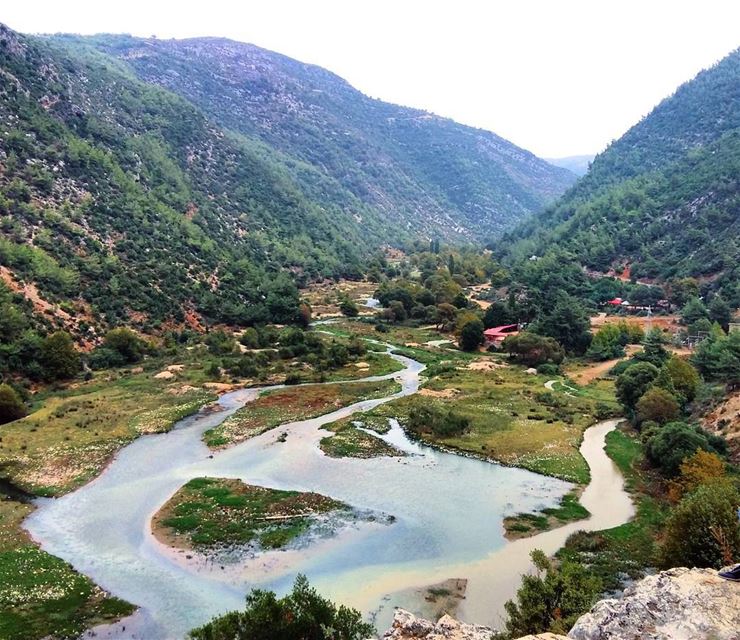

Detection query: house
xmin=483 ymin=324 xmax=519 ymax=348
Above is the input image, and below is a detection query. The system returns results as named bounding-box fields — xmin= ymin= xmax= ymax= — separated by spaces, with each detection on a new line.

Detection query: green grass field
xmin=153 ymin=477 xmax=348 ymax=550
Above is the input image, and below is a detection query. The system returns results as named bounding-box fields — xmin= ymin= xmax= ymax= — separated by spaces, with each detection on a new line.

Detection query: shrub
xmin=407 ymin=404 xmax=469 ymax=437
xmin=660 ymin=481 xmax=740 ymax=569
xmin=635 ymin=387 xmax=680 ymax=425
xmin=502 ymin=549 xmax=601 ymax=636
xmin=39 ymin=331 xmax=81 ymax=380
xmin=646 ymin=421 xmax=726 ymax=477
xmin=0 ymin=383 xmax=25 ymax=424
xmin=615 ymin=362 xmax=659 ymax=413
xmin=459 ymin=318 xmax=484 ymax=352
xmin=189 ymin=574 xmax=374 ymax=640
xmin=103 ymin=327 xmax=146 ymax=363
xmin=502 ymin=332 xmax=564 ymax=367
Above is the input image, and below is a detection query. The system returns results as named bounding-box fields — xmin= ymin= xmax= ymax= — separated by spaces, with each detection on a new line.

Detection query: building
xmin=483 ymin=324 xmax=519 ymax=349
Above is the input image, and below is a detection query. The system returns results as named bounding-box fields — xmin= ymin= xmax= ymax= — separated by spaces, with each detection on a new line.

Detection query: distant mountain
xmin=0 ymin=24 xmax=574 ymax=334
xmin=502 ymin=48 xmax=740 ymax=304
xmin=52 ymin=34 xmax=576 ymax=238
xmin=545 ymin=154 xmax=594 ymax=176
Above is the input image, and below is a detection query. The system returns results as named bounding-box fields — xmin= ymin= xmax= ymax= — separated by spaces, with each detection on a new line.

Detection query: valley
xmin=0 ymin=15 xmax=738 ymax=640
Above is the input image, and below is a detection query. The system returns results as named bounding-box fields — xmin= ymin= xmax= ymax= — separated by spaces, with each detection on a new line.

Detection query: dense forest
xmin=499 ymin=48 xmax=740 ymax=306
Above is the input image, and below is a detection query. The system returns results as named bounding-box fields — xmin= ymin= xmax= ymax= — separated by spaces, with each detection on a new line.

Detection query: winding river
xmin=24 ymin=349 xmax=634 ymax=638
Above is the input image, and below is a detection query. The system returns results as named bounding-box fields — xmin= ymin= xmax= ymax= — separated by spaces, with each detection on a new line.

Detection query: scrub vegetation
xmin=153 ymin=477 xmax=349 ymax=551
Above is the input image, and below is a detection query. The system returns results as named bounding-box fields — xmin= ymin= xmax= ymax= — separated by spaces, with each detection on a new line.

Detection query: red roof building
xmin=483 ymin=324 xmax=519 ymax=348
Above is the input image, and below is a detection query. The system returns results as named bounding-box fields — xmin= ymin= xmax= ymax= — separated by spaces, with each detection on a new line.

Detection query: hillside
xmin=501 ymin=48 xmax=740 ymax=305
xmin=545 ymin=154 xmax=594 ymax=176
xmin=50 ymin=34 xmax=576 ymax=238
xmin=0 ymin=24 xmax=575 ymax=338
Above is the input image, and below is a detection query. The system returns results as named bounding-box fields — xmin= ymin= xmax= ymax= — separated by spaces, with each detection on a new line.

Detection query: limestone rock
xmin=568 ymin=567 xmax=740 ymax=640
xmin=382 ymin=608 xmax=493 ymax=640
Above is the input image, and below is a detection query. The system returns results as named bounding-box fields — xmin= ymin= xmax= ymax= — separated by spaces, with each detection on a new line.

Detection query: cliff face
xmin=384 ymin=567 xmax=740 ymax=640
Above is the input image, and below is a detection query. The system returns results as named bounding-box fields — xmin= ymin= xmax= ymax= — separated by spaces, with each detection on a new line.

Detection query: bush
xmin=536 ymin=363 xmax=560 ymax=376
xmin=339 ymin=298 xmax=359 ymax=317
xmin=407 ymin=404 xmax=469 ymax=437
xmin=189 ymin=574 xmax=374 ymax=640
xmin=646 ymin=421 xmax=726 ymax=477
xmin=103 ymin=327 xmax=146 ymax=363
xmin=0 ymin=383 xmax=25 ymax=424
xmin=503 ymin=332 xmax=564 ymax=367
xmin=459 ymin=318 xmax=484 ymax=352
xmin=39 ymin=331 xmax=81 ymax=380
xmin=502 ymin=549 xmax=602 ymax=636
xmin=205 ymin=330 xmax=237 ymax=356
xmin=615 ymin=362 xmax=659 ymax=413
xmin=635 ymin=387 xmax=680 ymax=425
xmin=660 ymin=481 xmax=740 ymax=569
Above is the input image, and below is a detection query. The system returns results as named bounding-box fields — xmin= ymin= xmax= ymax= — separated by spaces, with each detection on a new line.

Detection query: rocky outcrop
xmin=382 ymin=609 xmax=493 ymax=640
xmin=568 ymin=567 xmax=740 ymax=640
xmin=384 ymin=568 xmax=740 ymax=640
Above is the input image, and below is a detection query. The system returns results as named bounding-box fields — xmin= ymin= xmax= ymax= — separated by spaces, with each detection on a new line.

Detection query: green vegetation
xmin=320 ymin=416 xmax=401 ymax=459
xmin=153 ymin=477 xmax=347 ymax=551
xmin=504 ymin=490 xmax=589 ymax=538
xmin=499 ymin=48 xmax=740 ymax=306
xmin=204 ymin=378 xmax=401 ymax=449
xmin=0 ymin=500 xmax=134 ymax=640
xmin=189 ymin=574 xmax=374 ymax=640
xmin=498 ymin=549 xmax=601 ymax=638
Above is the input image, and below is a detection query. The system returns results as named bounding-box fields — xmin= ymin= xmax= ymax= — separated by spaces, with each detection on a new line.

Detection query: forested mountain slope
xmin=52 ymin=34 xmax=575 ymax=238
xmin=501 ymin=48 xmax=740 ymax=304
xmin=0 ymin=24 xmax=575 ymax=338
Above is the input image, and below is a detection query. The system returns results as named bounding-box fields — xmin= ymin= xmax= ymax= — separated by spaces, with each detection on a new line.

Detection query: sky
xmin=3 ymin=0 xmax=739 ymax=158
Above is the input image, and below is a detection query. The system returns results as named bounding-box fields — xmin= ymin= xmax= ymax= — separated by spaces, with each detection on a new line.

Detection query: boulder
xmin=568 ymin=567 xmax=740 ymax=640
xmin=382 ymin=608 xmax=493 ymax=640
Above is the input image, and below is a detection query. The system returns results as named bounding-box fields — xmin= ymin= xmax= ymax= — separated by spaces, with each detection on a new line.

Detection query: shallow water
xmin=25 ymin=351 xmax=632 ymax=638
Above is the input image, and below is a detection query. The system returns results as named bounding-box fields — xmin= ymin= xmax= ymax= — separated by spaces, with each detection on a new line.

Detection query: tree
xmin=708 ymin=295 xmax=731 ymax=330
xmin=636 ymin=328 xmax=669 ymax=368
xmin=104 ymin=328 xmax=145 ymax=363
xmin=669 ymin=450 xmax=726 ymax=501
xmin=459 ymin=318 xmax=484 ymax=352
xmin=483 ymin=301 xmax=516 ymax=329
xmin=587 ymin=324 xmax=626 ymax=361
xmin=635 ymin=387 xmax=680 ymax=425
xmin=660 ymin=481 xmax=740 ymax=569
xmin=339 ymin=298 xmax=359 ymax=317
xmin=436 ymin=303 xmax=457 ymax=331
xmin=646 ymin=421 xmax=726 ymax=477
xmin=503 ymin=549 xmax=601 ymax=636
xmin=388 ymin=300 xmax=407 ymax=323
xmin=0 ymin=383 xmax=25 ymax=425
xmin=615 ymin=362 xmax=659 ymax=413
xmin=189 ymin=574 xmax=374 ymax=640
xmin=502 ymin=332 xmax=564 ymax=367
xmin=40 ymin=331 xmax=81 ymax=380
xmin=661 ymin=356 xmax=700 ymax=402
xmin=680 ymin=297 xmax=709 ymax=326
xmin=530 ymin=295 xmax=592 ymax=355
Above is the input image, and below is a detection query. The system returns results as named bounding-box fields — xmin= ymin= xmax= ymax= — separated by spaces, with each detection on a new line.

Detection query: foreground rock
xmin=382 ymin=609 xmax=493 ymax=640
xmin=568 ymin=567 xmax=740 ymax=640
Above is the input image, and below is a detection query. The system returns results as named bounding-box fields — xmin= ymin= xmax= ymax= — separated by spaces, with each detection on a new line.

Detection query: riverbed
xmin=24 ymin=349 xmax=633 ymax=638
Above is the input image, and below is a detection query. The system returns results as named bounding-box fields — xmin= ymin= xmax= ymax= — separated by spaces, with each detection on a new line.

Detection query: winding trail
xmin=24 ymin=348 xmax=634 ymax=638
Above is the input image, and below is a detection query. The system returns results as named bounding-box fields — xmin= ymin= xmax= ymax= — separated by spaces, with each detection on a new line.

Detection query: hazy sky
xmin=4 ymin=1 xmax=739 ymax=157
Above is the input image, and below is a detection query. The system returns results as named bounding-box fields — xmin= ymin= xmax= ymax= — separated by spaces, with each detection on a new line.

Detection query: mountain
xmin=545 ymin=154 xmax=594 ymax=176
xmin=501 ymin=48 xmax=740 ymax=304
xmin=50 ymin=34 xmax=576 ymax=238
xmin=0 ymin=24 xmax=575 ymax=336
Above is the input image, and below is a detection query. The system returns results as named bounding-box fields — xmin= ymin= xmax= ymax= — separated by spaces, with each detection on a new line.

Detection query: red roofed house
xmin=483 ymin=324 xmax=519 ymax=349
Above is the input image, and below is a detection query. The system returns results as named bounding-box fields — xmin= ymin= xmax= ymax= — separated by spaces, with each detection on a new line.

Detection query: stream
xmin=24 ymin=349 xmax=634 ymax=638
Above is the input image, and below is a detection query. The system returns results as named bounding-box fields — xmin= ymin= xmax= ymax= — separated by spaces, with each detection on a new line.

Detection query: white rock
xmin=382 ymin=608 xmax=493 ymax=640
xmin=568 ymin=567 xmax=740 ymax=640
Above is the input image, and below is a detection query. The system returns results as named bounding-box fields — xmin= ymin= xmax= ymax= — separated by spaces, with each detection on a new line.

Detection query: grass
xmin=0 ymin=499 xmax=134 ymax=640
xmin=320 ymin=351 xmax=404 ymax=381
xmin=559 ymin=427 xmax=667 ymax=593
xmin=153 ymin=477 xmax=348 ymax=551
xmin=0 ymin=370 xmax=216 ymax=496
xmin=319 ymin=416 xmax=402 ymax=459
xmin=503 ymin=489 xmax=590 ymax=538
xmin=365 ymin=361 xmax=620 ymax=483
xmin=204 ymin=378 xmax=401 ymax=448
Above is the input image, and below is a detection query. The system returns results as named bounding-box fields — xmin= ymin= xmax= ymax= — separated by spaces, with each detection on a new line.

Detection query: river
xmin=24 ymin=349 xmax=634 ymax=638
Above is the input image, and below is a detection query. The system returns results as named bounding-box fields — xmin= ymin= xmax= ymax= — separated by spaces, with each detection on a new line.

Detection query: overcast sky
xmin=3 ymin=0 xmax=739 ymax=157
